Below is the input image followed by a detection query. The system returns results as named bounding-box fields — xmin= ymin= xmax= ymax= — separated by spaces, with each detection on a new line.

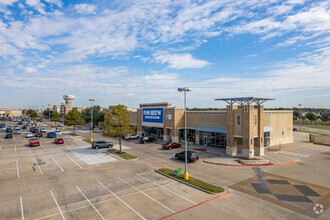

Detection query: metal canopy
xmin=215 ymin=97 xmax=275 ymax=105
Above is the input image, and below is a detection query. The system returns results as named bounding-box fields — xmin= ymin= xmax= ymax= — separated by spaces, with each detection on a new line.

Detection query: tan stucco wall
xmin=130 ymin=111 xmax=137 ymax=125
xmin=187 ymin=111 xmax=226 ymax=128
xmin=264 ymin=111 xmax=293 ymax=145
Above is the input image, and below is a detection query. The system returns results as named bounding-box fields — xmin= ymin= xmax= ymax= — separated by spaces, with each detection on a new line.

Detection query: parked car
xmin=30 ymin=126 xmax=37 ymax=132
xmin=175 ymin=150 xmax=199 ymax=162
xmin=26 ymin=122 xmax=31 ymax=126
xmin=29 ymin=138 xmax=40 ymax=147
xmin=22 ymin=125 xmax=27 ymax=129
xmin=40 ymin=127 xmax=47 ymax=133
xmin=35 ymin=132 xmax=43 ymax=137
xmin=54 ymin=138 xmax=64 ymax=144
xmin=5 ymin=133 xmax=13 ymax=139
xmin=13 ymin=129 xmax=21 ymax=134
xmin=139 ymin=136 xmax=157 ymax=144
xmin=92 ymin=141 xmax=114 ymax=149
xmin=124 ymin=134 xmax=140 ymax=140
xmin=162 ymin=142 xmax=182 ymax=150
xmin=47 ymin=132 xmax=57 ymax=138
xmin=6 ymin=127 xmax=13 ymax=133
xmin=25 ymin=132 xmax=33 ymax=138
xmin=293 ymin=128 xmax=298 ymax=131
xmin=54 ymin=130 xmax=62 ymax=135
xmin=58 ymin=123 xmax=64 ymax=127
xmin=0 ymin=127 xmax=6 ymax=131
xmin=18 ymin=121 xmax=23 ymax=125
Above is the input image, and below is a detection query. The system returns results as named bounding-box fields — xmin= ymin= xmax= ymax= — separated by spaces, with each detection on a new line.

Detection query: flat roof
xmin=215 ymin=97 xmax=275 ymax=105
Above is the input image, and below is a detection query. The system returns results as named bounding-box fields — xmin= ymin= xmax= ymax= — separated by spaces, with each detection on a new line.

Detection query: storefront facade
xmin=132 ymin=98 xmax=293 ymax=158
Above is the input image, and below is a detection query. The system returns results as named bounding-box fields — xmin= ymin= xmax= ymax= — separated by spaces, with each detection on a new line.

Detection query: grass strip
xmin=108 ymin=148 xmax=137 ymax=159
xmin=68 ymin=133 xmax=80 ymax=136
xmin=301 ymin=131 xmax=330 ymax=136
xmin=157 ymin=168 xmax=224 ymax=193
xmin=83 ymin=138 xmax=92 ymax=144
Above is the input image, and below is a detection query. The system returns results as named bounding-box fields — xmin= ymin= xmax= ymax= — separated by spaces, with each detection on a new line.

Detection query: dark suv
xmin=139 ymin=136 xmax=157 ymax=144
xmin=92 ymin=141 xmax=114 ymax=149
xmin=175 ymin=151 xmax=199 ymax=162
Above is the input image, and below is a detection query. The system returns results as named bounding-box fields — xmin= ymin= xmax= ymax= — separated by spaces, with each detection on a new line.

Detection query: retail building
xmin=129 ymin=97 xmax=293 ymax=159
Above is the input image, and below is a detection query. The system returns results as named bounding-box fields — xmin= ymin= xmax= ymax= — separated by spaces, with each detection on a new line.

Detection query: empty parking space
xmin=68 ymin=146 xmax=117 ymax=165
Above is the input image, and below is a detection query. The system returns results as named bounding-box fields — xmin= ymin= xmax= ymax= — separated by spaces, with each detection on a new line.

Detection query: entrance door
xmin=264 ymin=132 xmax=270 ymax=146
xmin=204 ymin=136 xmax=208 ymax=145
xmin=169 ymin=129 xmax=172 ymax=142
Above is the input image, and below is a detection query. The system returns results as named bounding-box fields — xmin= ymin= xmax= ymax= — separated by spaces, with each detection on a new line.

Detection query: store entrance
xmin=144 ymin=127 xmax=164 ymax=139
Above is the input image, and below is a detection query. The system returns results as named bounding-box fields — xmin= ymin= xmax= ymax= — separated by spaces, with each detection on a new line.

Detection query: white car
xmin=0 ymin=127 xmax=6 ymax=131
xmin=54 ymin=130 xmax=62 ymax=135
xmin=26 ymin=132 xmax=33 ymax=138
xmin=58 ymin=123 xmax=64 ymax=127
xmin=40 ymin=127 xmax=47 ymax=133
xmin=124 ymin=134 xmax=140 ymax=140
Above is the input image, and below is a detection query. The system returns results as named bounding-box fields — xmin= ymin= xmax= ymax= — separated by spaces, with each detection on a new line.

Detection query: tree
xmin=293 ymin=110 xmax=300 ymax=120
xmin=306 ymin=113 xmax=317 ymax=125
xmin=321 ymin=115 xmax=329 ymax=122
xmin=51 ymin=111 xmax=61 ymax=126
xmin=43 ymin=109 xmax=52 ymax=118
xmin=64 ymin=110 xmax=83 ymax=134
xmin=81 ymin=105 xmax=105 ymax=128
xmin=102 ymin=105 xmax=134 ymax=153
xmin=27 ymin=109 xmax=38 ymax=119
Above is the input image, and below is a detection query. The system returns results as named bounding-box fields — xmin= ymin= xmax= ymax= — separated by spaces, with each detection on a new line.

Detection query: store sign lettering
xmin=143 ymin=108 xmax=163 ymax=123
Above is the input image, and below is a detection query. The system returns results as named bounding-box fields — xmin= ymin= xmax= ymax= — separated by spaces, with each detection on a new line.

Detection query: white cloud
xmin=25 ymin=0 xmax=46 ymax=14
xmin=0 ymin=0 xmax=18 ymax=5
xmin=74 ymin=3 xmax=97 ymax=14
xmin=153 ymin=52 xmax=210 ymax=69
xmin=44 ymin=0 xmax=62 ymax=8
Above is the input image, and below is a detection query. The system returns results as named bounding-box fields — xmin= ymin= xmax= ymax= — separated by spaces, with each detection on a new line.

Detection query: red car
xmin=162 ymin=142 xmax=181 ymax=150
xmin=54 ymin=138 xmax=64 ymax=144
xmin=29 ymin=139 xmax=40 ymax=147
xmin=35 ymin=132 xmax=43 ymax=137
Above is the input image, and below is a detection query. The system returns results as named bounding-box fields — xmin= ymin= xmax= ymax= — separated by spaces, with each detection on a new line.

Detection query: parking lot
xmin=0 ymin=122 xmax=214 ymax=220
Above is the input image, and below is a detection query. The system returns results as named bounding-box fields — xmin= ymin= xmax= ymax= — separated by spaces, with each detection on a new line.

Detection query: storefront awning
xmin=196 ymin=126 xmax=227 ymax=133
xmin=264 ymin=126 xmax=274 ymax=132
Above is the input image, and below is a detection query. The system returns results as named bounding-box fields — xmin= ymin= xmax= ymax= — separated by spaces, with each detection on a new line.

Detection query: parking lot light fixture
xmin=89 ymin=99 xmax=95 ymax=142
xmin=298 ymin=104 xmax=302 ymax=131
xmin=177 ymin=87 xmax=192 ymax=180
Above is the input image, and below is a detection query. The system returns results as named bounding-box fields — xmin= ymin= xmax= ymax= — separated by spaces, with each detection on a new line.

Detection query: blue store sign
xmin=142 ymin=108 xmax=163 ymax=123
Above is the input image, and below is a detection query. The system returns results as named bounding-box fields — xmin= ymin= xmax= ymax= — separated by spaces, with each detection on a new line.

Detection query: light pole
xmin=299 ymin=104 xmax=302 ymax=131
xmin=89 ymin=99 xmax=95 ymax=142
xmin=178 ymin=87 xmax=192 ymax=180
xmin=48 ymin=104 xmax=51 ymax=124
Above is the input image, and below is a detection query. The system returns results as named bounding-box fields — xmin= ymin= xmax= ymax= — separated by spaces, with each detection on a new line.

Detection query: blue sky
xmin=0 ymin=0 xmax=329 ymax=110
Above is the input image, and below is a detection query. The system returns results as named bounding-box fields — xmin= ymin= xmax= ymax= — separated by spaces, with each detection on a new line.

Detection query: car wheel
xmin=175 ymin=155 xmax=179 ymax=160
xmin=95 ymin=146 xmax=99 ymax=149
xmin=179 ymin=145 xmax=181 ymax=148
xmin=144 ymin=142 xmax=146 ymax=144
xmin=169 ymin=147 xmax=172 ymax=150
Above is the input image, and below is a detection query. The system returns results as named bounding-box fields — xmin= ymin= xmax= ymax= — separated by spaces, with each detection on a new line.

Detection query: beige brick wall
xmin=264 ymin=111 xmax=293 ymax=146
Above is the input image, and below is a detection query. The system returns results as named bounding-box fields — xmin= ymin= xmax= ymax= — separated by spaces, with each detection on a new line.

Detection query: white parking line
xmin=50 ymin=191 xmax=66 ymax=220
xmin=65 ymin=154 xmax=83 ymax=169
xmin=20 ymin=196 xmax=24 ymax=220
xmin=98 ymin=181 xmax=146 ymax=220
xmin=15 ymin=145 xmax=17 ymax=153
xmin=76 ymin=186 xmax=105 ymax=220
xmin=118 ymin=177 xmax=175 ymax=213
xmin=33 ymin=182 xmax=178 ymax=220
xmin=34 ymin=158 xmax=44 ymax=175
xmin=0 ymin=145 xmax=1 ymax=151
xmin=16 ymin=160 xmax=19 ymax=178
xmin=40 ymin=144 xmax=46 ymax=151
xmin=51 ymin=156 xmax=64 ymax=172
xmin=136 ymin=174 xmax=197 ymax=205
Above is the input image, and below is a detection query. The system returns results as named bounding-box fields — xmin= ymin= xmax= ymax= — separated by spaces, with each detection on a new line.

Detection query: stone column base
xmin=255 ymin=147 xmax=264 ymax=156
xmin=172 ymin=136 xmax=179 ymax=142
xmin=226 ymin=146 xmax=237 ymax=156
xmin=242 ymin=148 xmax=254 ymax=159
xmin=163 ymin=135 xmax=169 ymax=142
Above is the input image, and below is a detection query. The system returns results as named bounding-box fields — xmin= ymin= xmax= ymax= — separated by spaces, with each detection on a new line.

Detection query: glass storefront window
xmin=179 ymin=129 xmax=196 ymax=143
xmin=144 ymin=127 xmax=163 ymax=139
xmin=199 ymin=131 xmax=226 ymax=148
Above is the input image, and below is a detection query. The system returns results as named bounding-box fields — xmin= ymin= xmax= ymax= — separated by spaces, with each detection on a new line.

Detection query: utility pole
xmin=89 ymin=99 xmax=95 ymax=142
xmin=299 ymin=104 xmax=302 ymax=131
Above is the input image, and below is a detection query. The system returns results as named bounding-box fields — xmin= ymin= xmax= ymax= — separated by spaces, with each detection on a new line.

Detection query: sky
xmin=0 ymin=0 xmax=329 ymax=110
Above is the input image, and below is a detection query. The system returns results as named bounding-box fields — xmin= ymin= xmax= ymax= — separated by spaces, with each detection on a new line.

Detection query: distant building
xmin=0 ymin=108 xmax=22 ymax=117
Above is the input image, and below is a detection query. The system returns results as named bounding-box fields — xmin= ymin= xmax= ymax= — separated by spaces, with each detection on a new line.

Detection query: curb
xmin=203 ymin=159 xmax=302 ymax=167
xmin=106 ymin=150 xmax=138 ymax=160
xmin=158 ymin=189 xmax=228 ymax=220
xmin=155 ymin=169 xmax=224 ymax=195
